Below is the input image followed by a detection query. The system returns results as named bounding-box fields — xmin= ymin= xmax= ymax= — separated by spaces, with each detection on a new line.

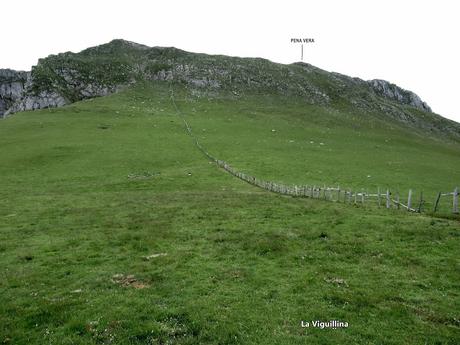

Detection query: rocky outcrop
xmin=0 ymin=69 xmax=30 ymax=117
xmin=0 ymin=68 xmax=68 ymax=118
xmin=367 ymin=79 xmax=431 ymax=112
xmin=6 ymin=91 xmax=67 ymax=115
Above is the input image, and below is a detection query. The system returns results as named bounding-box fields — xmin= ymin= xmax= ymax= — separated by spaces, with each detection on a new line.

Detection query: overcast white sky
xmin=2 ymin=0 xmax=459 ymax=122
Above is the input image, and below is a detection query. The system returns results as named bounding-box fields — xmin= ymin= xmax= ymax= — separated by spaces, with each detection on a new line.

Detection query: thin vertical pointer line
xmin=301 ymin=44 xmax=304 ymax=61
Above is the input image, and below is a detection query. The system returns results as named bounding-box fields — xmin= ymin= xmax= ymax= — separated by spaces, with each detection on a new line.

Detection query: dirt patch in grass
xmin=111 ymin=274 xmax=150 ymax=289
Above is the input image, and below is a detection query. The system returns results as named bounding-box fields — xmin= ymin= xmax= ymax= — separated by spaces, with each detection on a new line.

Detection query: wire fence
xmin=170 ymin=88 xmax=459 ymax=215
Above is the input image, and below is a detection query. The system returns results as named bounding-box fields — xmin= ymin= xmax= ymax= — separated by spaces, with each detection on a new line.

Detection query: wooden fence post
xmin=396 ymin=192 xmax=400 ymax=210
xmin=386 ymin=189 xmax=390 ymax=209
xmin=337 ymin=186 xmax=341 ymax=202
xmin=377 ymin=187 xmax=381 ymax=207
xmin=454 ymin=187 xmax=459 ymax=214
xmin=433 ymin=192 xmax=441 ymax=213
xmin=361 ymin=190 xmax=365 ymax=204
xmin=407 ymin=189 xmax=412 ymax=211
xmin=417 ymin=191 xmax=423 ymax=213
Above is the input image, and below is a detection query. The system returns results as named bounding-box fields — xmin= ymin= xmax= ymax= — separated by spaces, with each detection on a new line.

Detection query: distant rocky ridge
xmin=1 ymin=39 xmax=457 ymax=139
xmin=367 ymin=79 xmax=431 ymax=112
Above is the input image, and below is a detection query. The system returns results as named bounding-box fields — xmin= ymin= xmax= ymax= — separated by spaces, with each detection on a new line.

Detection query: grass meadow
xmin=1 ymin=83 xmax=459 ymax=344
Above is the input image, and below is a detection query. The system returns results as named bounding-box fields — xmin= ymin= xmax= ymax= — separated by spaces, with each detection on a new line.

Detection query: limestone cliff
xmin=367 ymin=79 xmax=431 ymax=112
xmin=0 ymin=69 xmax=67 ymax=117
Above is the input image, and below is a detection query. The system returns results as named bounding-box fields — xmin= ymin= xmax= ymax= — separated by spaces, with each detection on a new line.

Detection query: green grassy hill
xmin=1 ymin=81 xmax=459 ymax=344
xmin=3 ymin=39 xmax=460 ymax=139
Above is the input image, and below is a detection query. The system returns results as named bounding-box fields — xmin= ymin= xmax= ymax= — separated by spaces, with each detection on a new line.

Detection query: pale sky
xmin=2 ymin=0 xmax=459 ymax=122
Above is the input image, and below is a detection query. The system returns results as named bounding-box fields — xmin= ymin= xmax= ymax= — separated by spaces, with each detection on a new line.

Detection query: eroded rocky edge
xmin=0 ymin=68 xmax=118 ymax=117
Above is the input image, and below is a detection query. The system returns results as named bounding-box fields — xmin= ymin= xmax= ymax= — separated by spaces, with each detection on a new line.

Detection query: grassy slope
xmin=177 ymin=89 xmax=460 ymax=210
xmin=0 ymin=83 xmax=459 ymax=344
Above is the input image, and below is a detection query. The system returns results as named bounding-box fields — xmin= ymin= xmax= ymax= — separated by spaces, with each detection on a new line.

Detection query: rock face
xmin=6 ymin=91 xmax=67 ymax=115
xmin=0 ymin=68 xmax=68 ymax=118
xmin=367 ymin=79 xmax=431 ymax=112
xmin=0 ymin=69 xmax=30 ymax=117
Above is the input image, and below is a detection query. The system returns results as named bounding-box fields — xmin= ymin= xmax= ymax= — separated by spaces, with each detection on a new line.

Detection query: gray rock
xmin=0 ymin=66 xmax=120 ymax=117
xmin=0 ymin=68 xmax=69 ymax=117
xmin=0 ymin=98 xmax=6 ymax=114
xmin=367 ymin=79 xmax=431 ymax=112
xmin=5 ymin=91 xmax=67 ymax=115
xmin=0 ymin=69 xmax=30 ymax=117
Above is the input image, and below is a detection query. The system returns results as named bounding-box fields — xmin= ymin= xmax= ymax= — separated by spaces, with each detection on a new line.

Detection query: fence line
xmin=169 ymin=88 xmax=459 ymax=215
